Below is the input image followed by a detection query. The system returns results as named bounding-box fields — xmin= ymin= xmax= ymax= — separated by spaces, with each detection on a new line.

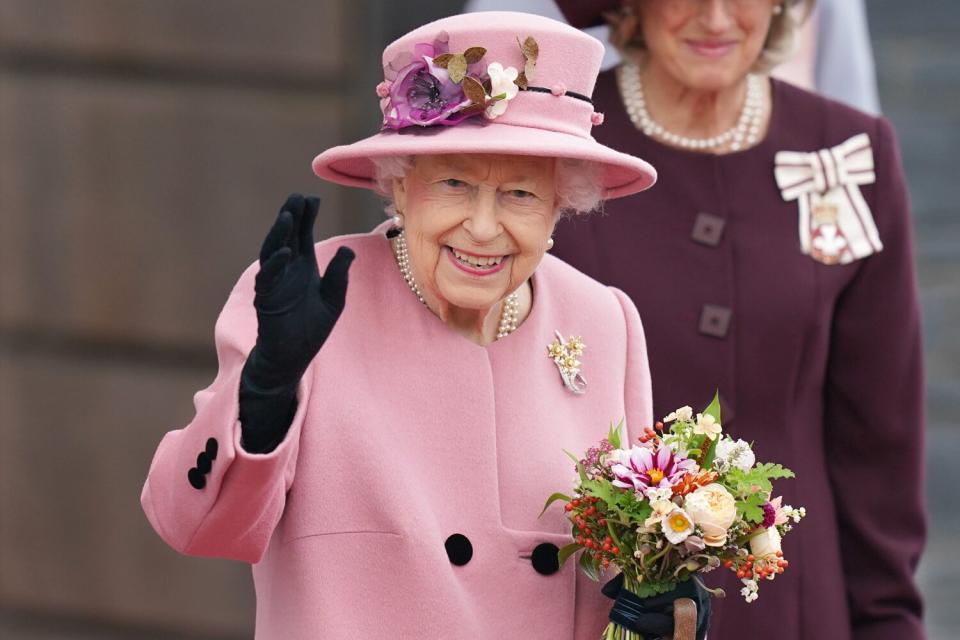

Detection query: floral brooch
xmin=548 ymin=331 xmax=587 ymax=395
xmin=378 ymin=31 xmax=539 ymax=129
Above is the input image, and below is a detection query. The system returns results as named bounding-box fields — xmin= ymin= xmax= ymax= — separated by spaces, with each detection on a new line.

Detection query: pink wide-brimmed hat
xmin=312 ymin=11 xmax=656 ymax=199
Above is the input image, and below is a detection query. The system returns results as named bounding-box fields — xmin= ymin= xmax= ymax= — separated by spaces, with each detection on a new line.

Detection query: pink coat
xmin=141 ymin=223 xmax=653 ymax=639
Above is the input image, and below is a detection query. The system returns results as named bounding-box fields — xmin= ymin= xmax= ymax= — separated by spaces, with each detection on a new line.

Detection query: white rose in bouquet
xmin=685 ymin=483 xmax=737 ymax=547
xmin=714 ymin=437 xmax=756 ymax=472
xmin=750 ymin=526 xmax=783 ymax=560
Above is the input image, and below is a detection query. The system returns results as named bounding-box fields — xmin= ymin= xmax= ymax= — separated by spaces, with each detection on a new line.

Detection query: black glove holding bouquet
xmin=603 ymin=573 xmax=712 ymax=640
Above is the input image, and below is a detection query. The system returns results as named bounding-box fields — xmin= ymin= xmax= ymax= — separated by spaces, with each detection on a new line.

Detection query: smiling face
xmin=392 ymin=153 xmax=558 ymax=314
xmin=637 ymin=0 xmax=778 ymax=92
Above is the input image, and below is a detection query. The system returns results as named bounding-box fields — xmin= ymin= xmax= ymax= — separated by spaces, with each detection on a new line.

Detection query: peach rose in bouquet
xmin=684 ymin=483 xmax=737 ymax=547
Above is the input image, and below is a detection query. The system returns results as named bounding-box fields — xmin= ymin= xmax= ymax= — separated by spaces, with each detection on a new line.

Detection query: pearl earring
xmin=392 ymin=213 xmax=404 ymax=228
xmin=772 ymin=3 xmax=784 ymax=15
xmin=546 ymin=237 xmax=555 ymax=250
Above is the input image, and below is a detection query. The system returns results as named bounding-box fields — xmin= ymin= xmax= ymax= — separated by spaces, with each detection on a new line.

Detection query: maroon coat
xmin=552 ymin=73 xmax=926 ymax=640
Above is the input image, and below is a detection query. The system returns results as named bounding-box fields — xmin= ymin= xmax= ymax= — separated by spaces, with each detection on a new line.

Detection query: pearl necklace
xmin=617 ymin=61 xmax=765 ymax=152
xmin=390 ymin=229 xmax=521 ymax=340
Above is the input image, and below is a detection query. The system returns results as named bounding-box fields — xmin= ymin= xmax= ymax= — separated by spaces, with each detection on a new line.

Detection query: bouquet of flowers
xmin=542 ymin=395 xmax=806 ymax=640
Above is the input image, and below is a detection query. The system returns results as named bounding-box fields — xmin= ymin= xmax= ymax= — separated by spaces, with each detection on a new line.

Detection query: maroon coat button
xmin=691 ymin=212 xmax=726 ymax=247
xmin=698 ymin=305 xmax=732 ymax=338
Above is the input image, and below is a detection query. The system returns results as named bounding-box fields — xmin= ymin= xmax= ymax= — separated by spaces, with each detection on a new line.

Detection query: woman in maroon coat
xmin=551 ymin=1 xmax=925 ymax=639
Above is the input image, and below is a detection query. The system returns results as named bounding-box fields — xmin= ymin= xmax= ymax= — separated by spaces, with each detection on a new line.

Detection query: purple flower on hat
xmin=381 ymin=34 xmax=478 ymax=129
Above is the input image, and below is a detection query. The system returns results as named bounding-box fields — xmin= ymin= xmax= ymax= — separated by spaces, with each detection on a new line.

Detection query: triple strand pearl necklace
xmin=618 ymin=61 xmax=765 ymax=152
xmin=390 ymin=228 xmax=520 ymax=340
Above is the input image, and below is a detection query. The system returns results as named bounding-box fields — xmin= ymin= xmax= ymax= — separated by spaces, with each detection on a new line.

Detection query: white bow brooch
xmin=774 ymin=133 xmax=882 ymax=265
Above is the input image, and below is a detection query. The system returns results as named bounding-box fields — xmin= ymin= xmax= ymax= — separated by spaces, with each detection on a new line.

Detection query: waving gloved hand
xmin=602 ymin=573 xmax=712 ymax=640
xmin=239 ymin=194 xmax=355 ymax=453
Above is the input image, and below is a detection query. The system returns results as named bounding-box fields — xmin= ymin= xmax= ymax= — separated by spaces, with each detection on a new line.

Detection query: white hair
xmin=371 ymin=155 xmax=605 ymax=217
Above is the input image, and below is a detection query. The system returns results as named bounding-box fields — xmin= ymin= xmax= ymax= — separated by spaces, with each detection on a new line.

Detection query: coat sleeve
xmin=140 ymin=261 xmax=311 ymax=564
xmin=822 ymin=116 xmax=926 ymax=640
xmin=611 ymin=286 xmax=654 ymax=436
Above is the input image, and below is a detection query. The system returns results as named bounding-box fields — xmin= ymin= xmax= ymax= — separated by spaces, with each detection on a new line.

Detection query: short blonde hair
xmin=371 ymin=155 xmax=605 ymax=217
xmin=608 ymin=0 xmax=815 ymax=73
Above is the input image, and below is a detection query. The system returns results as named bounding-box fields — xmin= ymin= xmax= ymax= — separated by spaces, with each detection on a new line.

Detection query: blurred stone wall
xmin=0 ymin=0 xmax=448 ymax=637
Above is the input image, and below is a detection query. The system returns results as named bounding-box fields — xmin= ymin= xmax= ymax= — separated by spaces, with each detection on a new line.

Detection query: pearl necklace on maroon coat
xmin=617 ymin=61 xmax=765 ymax=152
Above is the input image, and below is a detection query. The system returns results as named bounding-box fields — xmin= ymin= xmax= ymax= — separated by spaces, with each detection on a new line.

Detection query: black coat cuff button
xmin=205 ymin=437 xmax=219 ymax=460
xmin=531 ymin=542 xmax=560 ymax=575
xmin=187 ymin=467 xmax=206 ymax=490
xmin=445 ymin=533 xmax=473 ymax=566
xmin=196 ymin=451 xmax=212 ymax=474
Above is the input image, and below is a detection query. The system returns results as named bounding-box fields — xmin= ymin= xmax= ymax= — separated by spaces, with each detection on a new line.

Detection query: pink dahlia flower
xmin=611 ymin=444 xmax=696 ymax=496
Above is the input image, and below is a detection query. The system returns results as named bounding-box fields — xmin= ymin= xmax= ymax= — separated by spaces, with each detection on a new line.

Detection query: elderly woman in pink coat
xmin=141 ymin=12 xmax=663 ymax=639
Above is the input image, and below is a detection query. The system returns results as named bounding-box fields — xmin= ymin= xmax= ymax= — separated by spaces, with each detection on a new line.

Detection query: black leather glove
xmin=602 ymin=573 xmax=712 ymax=640
xmin=238 ymin=194 xmax=355 ymax=453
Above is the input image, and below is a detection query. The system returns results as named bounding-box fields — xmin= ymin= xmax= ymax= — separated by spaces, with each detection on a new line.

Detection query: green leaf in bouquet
xmin=725 ymin=463 xmax=795 ymax=505
xmin=564 ymin=449 xmax=589 ymax=484
xmin=607 ymin=419 xmax=624 ymax=450
xmin=703 ymin=390 xmax=722 ymax=423
xmin=582 ymin=477 xmax=618 ymax=506
xmin=602 ymin=484 xmax=652 ymax=524
xmin=629 ymin=500 xmax=653 ymax=524
xmin=702 ymin=391 xmax=722 ymax=467
xmin=605 ymin=520 xmax=624 ymax=550
xmin=630 ymin=578 xmax=679 ymax=598
xmin=539 ymin=492 xmax=572 ymax=518
xmin=737 ymin=492 xmax=767 ymax=524
xmin=754 ymin=462 xmax=795 ymax=480
xmin=558 ymin=542 xmax=581 ymax=568
xmin=578 ymin=546 xmax=601 ymax=581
